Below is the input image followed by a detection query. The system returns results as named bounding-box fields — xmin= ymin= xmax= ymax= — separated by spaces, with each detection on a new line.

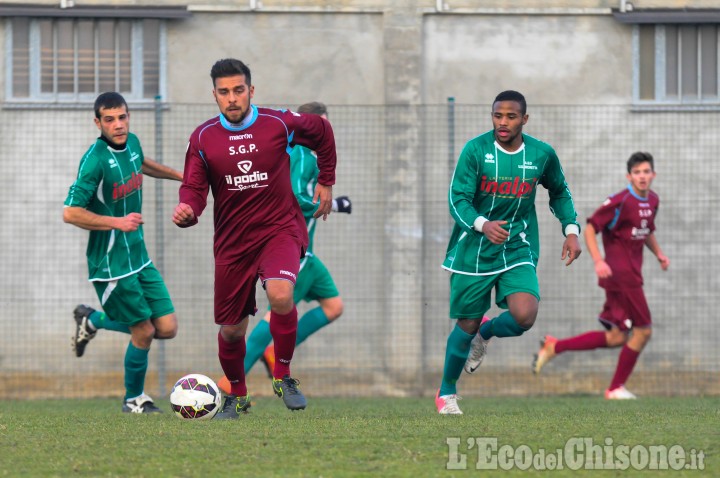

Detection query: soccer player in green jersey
xmin=216 ymin=102 xmax=351 ymax=393
xmin=64 ymin=92 xmax=183 ymax=413
xmin=436 ymin=90 xmax=582 ymax=414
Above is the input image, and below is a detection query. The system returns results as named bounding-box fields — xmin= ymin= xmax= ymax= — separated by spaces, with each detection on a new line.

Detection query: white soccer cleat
xmin=464 ymin=316 xmax=491 ymax=374
xmin=604 ymin=386 xmax=637 ymax=400
xmin=435 ymin=389 xmax=463 ymax=415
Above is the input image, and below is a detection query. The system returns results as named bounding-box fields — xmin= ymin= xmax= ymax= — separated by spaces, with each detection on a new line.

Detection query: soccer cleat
xmin=72 ymin=304 xmax=97 ymax=358
xmin=272 ymin=376 xmax=307 ymax=410
xmin=604 ymin=386 xmax=637 ymax=400
xmin=122 ymin=393 xmax=162 ymax=414
xmin=260 ymin=344 xmax=275 ymax=379
xmin=532 ymin=335 xmax=558 ymax=374
xmin=216 ymin=375 xmax=231 ymax=395
xmin=464 ymin=316 xmax=491 ymax=374
xmin=214 ymin=394 xmax=252 ymax=419
xmin=435 ymin=389 xmax=463 ymax=415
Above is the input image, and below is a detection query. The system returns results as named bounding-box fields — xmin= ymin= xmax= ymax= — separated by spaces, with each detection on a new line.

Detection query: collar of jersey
xmin=493 ymin=140 xmax=525 ymax=155
xmin=219 ymin=104 xmax=258 ymax=131
xmin=626 ymin=184 xmax=649 ymax=201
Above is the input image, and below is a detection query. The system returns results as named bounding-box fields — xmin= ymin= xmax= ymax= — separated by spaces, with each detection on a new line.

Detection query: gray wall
xmin=1 ymin=1 xmax=718 ymax=398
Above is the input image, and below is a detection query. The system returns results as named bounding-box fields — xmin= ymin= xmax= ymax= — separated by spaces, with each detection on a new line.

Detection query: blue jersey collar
xmin=626 ymin=184 xmax=649 ymax=200
xmin=219 ymin=104 xmax=258 ymax=131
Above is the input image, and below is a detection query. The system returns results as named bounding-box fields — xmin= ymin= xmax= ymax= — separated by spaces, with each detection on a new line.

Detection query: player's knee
xmin=634 ymin=327 xmax=652 ymax=345
xmin=457 ymin=318 xmax=480 ymax=335
xmin=323 ymin=298 xmax=344 ymax=321
xmin=153 ymin=314 xmax=178 ymax=339
xmin=606 ymin=328 xmax=628 ymax=347
xmin=513 ymin=310 xmax=538 ymax=330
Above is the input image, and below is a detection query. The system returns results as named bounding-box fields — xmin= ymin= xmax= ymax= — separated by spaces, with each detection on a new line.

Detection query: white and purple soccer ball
xmin=169 ymin=373 xmax=222 ymax=420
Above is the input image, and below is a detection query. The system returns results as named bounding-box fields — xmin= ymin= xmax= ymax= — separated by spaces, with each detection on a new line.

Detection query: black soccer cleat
xmin=72 ymin=304 xmax=97 ymax=358
xmin=272 ymin=375 xmax=307 ymax=411
xmin=214 ymin=394 xmax=251 ymax=419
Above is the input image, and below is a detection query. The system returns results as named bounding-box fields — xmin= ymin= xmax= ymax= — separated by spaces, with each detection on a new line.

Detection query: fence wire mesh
xmin=1 ymin=102 xmax=717 ymax=399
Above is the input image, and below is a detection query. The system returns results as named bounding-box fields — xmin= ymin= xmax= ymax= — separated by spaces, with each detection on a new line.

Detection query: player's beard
xmin=222 ymin=107 xmax=249 ymax=125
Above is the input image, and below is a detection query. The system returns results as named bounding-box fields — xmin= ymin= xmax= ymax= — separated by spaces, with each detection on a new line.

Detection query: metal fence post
xmin=154 ymin=95 xmax=167 ymax=396
xmin=447 ymin=97 xmax=455 ymax=180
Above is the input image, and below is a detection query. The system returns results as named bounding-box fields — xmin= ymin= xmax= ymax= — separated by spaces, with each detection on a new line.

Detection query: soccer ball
xmin=169 ymin=373 xmax=222 ymax=420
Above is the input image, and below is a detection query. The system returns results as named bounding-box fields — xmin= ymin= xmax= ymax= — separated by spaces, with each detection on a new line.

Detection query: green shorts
xmin=449 ymin=264 xmax=540 ymax=319
xmin=92 ymin=264 xmax=175 ymax=326
xmin=293 ymin=254 xmax=339 ymax=303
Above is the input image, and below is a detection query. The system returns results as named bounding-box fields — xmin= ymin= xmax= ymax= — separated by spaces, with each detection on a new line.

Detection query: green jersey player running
xmin=64 ymin=92 xmax=183 ymax=413
xmin=436 ymin=90 xmax=582 ymax=415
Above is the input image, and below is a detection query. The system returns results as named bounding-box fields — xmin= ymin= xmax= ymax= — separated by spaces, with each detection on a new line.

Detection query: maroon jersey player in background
xmin=532 ymin=152 xmax=670 ymax=399
xmin=173 ymin=58 xmax=336 ymax=417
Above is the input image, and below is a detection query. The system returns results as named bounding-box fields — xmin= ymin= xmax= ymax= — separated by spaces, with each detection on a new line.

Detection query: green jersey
xmin=64 ymin=133 xmax=151 ymax=281
xmin=443 ymin=131 xmax=579 ymax=275
xmin=290 ymin=145 xmax=321 ymax=255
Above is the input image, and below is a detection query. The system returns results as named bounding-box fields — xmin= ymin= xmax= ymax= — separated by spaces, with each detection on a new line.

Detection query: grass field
xmin=3 ymin=396 xmax=716 ymax=477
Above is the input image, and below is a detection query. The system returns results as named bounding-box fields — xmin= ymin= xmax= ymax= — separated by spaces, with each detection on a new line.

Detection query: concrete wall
xmin=1 ymin=1 xmax=718 ymax=397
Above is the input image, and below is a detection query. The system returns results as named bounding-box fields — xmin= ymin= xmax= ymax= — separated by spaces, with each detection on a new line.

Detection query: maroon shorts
xmin=214 ymin=233 xmax=303 ymax=326
xmin=597 ymin=287 xmax=651 ymax=332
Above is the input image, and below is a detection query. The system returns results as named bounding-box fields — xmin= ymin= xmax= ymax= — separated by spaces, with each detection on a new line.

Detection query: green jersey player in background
xmin=64 ymin=92 xmax=183 ymax=413
xmin=217 ymin=101 xmax=352 ymax=394
xmin=436 ymin=90 xmax=582 ymax=414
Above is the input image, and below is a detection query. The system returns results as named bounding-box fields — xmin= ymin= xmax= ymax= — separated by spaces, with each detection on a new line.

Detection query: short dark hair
xmin=297 ymin=102 xmax=328 ymax=117
xmin=94 ymin=92 xmax=128 ymax=119
xmin=210 ymin=58 xmax=252 ymax=87
xmin=627 ymin=151 xmax=654 ymax=173
xmin=493 ymin=90 xmax=527 ymax=115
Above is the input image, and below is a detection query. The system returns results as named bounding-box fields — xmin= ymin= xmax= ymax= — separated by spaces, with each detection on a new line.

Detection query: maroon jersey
xmin=179 ymin=105 xmax=336 ymax=264
xmin=586 ymin=185 xmax=659 ymax=290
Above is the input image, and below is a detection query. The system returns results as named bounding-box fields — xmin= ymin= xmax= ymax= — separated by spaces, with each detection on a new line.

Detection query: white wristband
xmin=473 ymin=216 xmax=489 ymax=232
xmin=564 ymin=224 xmax=580 ymax=237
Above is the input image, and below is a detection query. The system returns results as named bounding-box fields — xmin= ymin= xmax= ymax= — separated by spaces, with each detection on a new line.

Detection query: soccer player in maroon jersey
xmin=172 ymin=59 xmax=337 ymax=417
xmin=532 ymin=152 xmax=670 ymax=399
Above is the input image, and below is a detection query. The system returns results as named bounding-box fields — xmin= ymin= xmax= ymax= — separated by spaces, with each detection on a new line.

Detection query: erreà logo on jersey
xmin=225 ymin=160 xmax=269 ymax=190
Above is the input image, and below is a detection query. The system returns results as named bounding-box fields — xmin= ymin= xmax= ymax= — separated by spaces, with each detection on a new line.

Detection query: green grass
xmin=2 ymin=396 xmax=717 ymax=477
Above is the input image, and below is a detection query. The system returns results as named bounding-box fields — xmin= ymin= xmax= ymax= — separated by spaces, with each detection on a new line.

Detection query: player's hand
xmin=313 ymin=184 xmax=333 ymax=220
xmin=172 ymin=202 xmax=196 ymax=226
xmin=594 ymin=259 xmax=612 ymax=279
xmin=657 ymin=253 xmax=670 ymax=271
xmin=332 ymin=196 xmax=352 ymax=214
xmin=561 ymin=234 xmax=582 ymax=266
xmin=481 ymin=220 xmax=510 ymax=244
xmin=116 ymin=212 xmax=144 ymax=232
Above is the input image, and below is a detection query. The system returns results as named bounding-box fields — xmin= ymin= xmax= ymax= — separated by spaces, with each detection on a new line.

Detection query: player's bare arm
xmin=481 ymin=220 xmax=510 ymax=244
xmin=63 ymin=206 xmax=143 ymax=232
xmin=312 ymin=183 xmax=333 ymax=220
xmin=142 ymin=158 xmax=183 ymax=181
xmin=561 ymin=234 xmax=582 ymax=266
xmin=584 ymin=223 xmax=612 ymax=277
xmin=172 ymin=202 xmax=196 ymax=227
xmin=645 ymin=232 xmax=670 ymax=271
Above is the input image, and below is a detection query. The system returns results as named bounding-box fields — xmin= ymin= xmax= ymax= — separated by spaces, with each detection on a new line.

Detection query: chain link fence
xmin=1 ymin=101 xmax=717 ymax=399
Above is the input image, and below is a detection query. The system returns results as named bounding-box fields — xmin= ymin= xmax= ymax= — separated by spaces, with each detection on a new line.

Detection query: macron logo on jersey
xmin=225 ymin=160 xmax=269 ymax=191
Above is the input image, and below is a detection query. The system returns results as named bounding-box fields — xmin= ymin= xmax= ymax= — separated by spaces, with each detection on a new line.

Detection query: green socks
xmin=439 ymin=324 xmax=474 ymax=396
xmin=90 ymin=310 xmax=130 ymax=334
xmin=480 ymin=311 xmax=529 ymax=340
xmin=244 ymin=319 xmax=272 ymax=373
xmin=124 ymin=342 xmax=149 ymax=400
xmin=296 ymin=307 xmax=331 ymax=345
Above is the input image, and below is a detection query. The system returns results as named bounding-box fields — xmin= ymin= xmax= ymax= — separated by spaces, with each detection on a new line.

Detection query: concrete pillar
xmin=382 ymin=2 xmax=424 ymax=387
